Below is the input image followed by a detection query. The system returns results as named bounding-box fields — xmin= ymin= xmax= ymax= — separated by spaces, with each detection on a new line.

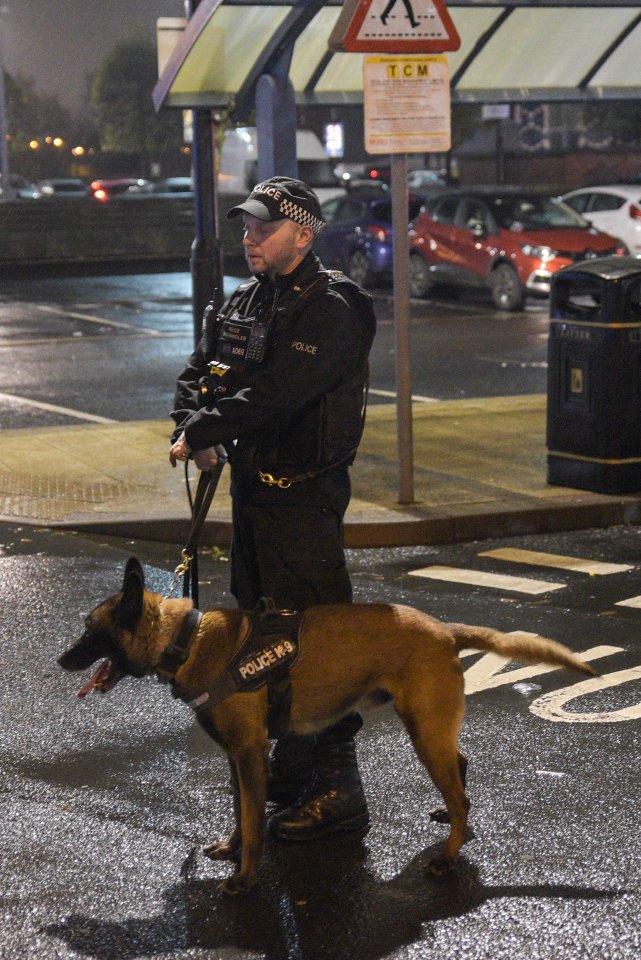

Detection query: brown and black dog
xmin=58 ymin=557 xmax=594 ymax=894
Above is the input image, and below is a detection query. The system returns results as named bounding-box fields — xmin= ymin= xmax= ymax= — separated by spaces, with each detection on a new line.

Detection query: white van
xmin=218 ymin=127 xmax=344 ymax=203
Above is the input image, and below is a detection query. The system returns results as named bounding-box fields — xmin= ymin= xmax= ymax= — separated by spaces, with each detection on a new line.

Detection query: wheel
xmin=488 ymin=263 xmax=525 ymax=311
xmin=408 ymin=253 xmax=433 ymax=298
xmin=347 ymin=249 xmax=371 ymax=287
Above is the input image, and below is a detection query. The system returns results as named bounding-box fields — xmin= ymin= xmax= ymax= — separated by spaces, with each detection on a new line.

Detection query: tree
xmin=92 ymin=35 xmax=184 ymax=177
xmin=4 ymin=71 xmax=79 ymax=177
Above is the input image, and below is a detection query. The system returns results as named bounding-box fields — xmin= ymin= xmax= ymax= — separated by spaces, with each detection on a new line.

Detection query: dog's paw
xmin=218 ymin=873 xmax=257 ymax=896
xmin=426 ymin=854 xmax=455 ymax=877
xmin=203 ymin=840 xmax=239 ymax=862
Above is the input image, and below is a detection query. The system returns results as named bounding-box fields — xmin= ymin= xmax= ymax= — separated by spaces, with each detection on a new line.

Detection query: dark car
xmin=408 ymin=189 xmax=625 ymax=309
xmin=36 ymin=177 xmax=89 ymax=198
xmin=4 ymin=174 xmax=42 ymax=199
xmin=151 ymin=177 xmax=194 ymax=198
xmin=90 ymin=178 xmax=152 ymax=201
xmin=315 ymin=190 xmax=425 ymax=287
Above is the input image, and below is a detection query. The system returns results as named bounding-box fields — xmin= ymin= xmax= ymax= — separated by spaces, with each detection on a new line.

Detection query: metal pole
xmin=496 ymin=120 xmax=504 ymax=184
xmin=190 ymin=109 xmax=224 ymax=345
xmin=185 ymin=0 xmax=224 ymax=346
xmin=391 ymin=151 xmax=414 ymax=504
xmin=0 ymin=6 xmax=10 ymax=186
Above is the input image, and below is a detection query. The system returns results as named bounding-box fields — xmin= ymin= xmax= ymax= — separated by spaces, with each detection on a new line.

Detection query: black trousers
xmin=230 ymin=501 xmax=352 ymax=611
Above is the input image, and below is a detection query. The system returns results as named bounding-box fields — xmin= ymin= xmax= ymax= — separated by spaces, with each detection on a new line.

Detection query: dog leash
xmin=175 ymin=456 xmax=226 ymax=608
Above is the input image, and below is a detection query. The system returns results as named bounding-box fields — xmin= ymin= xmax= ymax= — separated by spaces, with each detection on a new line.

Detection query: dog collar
xmin=156 ymin=607 xmax=203 ymax=683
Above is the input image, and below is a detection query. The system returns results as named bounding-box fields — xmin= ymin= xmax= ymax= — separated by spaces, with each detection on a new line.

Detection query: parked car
xmin=2 ymin=174 xmax=42 ymax=199
xmin=315 ymin=190 xmax=425 ymax=287
xmin=36 ymin=177 xmax=89 ymax=198
xmin=151 ymin=176 xmax=194 ymax=197
xmin=407 ymin=169 xmax=447 ymax=192
xmin=561 ymin=184 xmax=641 ymax=255
xmin=90 ymin=178 xmax=152 ymax=201
xmin=408 ymin=189 xmax=625 ymax=309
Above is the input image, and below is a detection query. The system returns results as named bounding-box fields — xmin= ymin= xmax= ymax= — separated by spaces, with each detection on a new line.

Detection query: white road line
xmin=408 ymin=565 xmax=566 ymax=594
xmin=369 ymin=388 xmax=440 ymax=403
xmin=0 ymin=392 xmax=117 ymax=424
xmin=0 ymin=331 xmax=184 ymax=348
xmin=479 ymin=547 xmax=633 ymax=576
xmin=30 ymin=303 xmax=162 ymax=336
xmin=615 ymin=596 xmax=641 ymax=609
xmin=0 ymin=331 xmax=186 ymax=348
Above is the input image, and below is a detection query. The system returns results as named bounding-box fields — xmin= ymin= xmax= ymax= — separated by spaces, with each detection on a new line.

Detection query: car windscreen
xmin=370 ymin=198 xmax=424 ymax=224
xmin=489 ymin=195 xmax=590 ymax=231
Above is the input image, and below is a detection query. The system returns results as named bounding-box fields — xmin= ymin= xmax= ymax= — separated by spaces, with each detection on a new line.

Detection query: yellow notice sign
xmin=364 ymin=55 xmax=451 ymax=154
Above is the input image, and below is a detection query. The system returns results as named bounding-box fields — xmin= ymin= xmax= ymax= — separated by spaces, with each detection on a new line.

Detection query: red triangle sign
xmin=330 ymin=0 xmax=461 ymax=54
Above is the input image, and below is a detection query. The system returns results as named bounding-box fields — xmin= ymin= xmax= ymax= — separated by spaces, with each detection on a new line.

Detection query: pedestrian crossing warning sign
xmin=329 ymin=0 xmax=461 ymax=54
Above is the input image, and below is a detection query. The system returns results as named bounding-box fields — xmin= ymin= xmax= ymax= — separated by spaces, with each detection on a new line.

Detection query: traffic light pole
xmin=186 ymin=0 xmax=224 ymax=346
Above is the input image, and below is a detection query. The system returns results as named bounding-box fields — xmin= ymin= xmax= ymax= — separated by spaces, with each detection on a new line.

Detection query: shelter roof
xmin=153 ymin=0 xmax=641 ymax=118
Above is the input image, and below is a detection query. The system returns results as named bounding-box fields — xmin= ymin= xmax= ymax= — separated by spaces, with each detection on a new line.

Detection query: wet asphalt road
xmin=0 ymin=271 xmax=550 ymax=430
xmin=2 ymin=521 xmax=640 ymax=960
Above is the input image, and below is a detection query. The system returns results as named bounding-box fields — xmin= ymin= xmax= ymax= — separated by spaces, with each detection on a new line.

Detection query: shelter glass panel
xmin=172 ymin=6 xmax=290 ymax=96
xmin=457 ymin=8 xmax=634 ymax=89
xmin=290 ymin=7 xmax=342 ymax=90
xmin=315 ymin=51 xmax=365 ymax=94
xmin=591 ymin=20 xmax=641 ymax=86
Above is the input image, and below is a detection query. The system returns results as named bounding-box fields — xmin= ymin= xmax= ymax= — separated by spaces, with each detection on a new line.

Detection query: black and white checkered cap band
xmin=279 ymin=198 xmax=325 ymax=235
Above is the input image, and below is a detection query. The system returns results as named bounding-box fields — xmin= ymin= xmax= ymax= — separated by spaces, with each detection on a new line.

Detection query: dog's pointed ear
xmin=117 ymin=557 xmax=145 ymax=629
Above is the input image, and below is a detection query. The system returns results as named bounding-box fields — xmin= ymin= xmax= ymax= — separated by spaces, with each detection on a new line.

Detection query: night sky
xmin=3 ymin=0 xmax=186 ymax=115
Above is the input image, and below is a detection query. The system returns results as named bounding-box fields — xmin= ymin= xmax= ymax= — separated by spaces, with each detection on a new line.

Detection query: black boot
xmin=268 ymin=721 xmax=369 ymax=841
xmin=267 ymin=734 xmax=317 ymax=806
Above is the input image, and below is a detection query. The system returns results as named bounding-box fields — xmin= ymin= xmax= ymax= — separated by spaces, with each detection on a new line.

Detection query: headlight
xmin=520 ymin=243 xmax=557 ymax=261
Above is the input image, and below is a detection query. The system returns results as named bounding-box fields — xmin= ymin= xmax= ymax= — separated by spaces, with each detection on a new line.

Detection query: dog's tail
xmin=446 ymin=623 xmax=596 ymax=677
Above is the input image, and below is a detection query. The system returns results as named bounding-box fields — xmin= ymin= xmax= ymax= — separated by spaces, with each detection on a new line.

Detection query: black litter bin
xmin=547 ymin=256 xmax=641 ymax=494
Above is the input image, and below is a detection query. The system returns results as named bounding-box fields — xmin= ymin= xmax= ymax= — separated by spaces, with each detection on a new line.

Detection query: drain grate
xmin=0 ymin=471 xmax=135 ymax=520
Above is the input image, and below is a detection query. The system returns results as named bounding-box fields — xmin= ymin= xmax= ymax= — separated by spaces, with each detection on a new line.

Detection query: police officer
xmin=169 ymin=176 xmax=376 ymax=841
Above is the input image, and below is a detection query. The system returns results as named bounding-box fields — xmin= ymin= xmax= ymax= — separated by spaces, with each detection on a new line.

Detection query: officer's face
xmin=242 ymin=215 xmax=312 ymax=277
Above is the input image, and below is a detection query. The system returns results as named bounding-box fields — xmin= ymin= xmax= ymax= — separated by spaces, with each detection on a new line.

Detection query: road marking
xmin=408 ymin=565 xmax=566 ymax=594
xmin=461 ymin=639 xmax=621 ymax=694
xmin=0 ymin=392 xmax=117 ymax=424
xmin=29 ymin=303 xmax=162 ymax=336
xmin=530 ymin=665 xmax=641 ymax=723
xmin=0 ymin=331 xmax=186 ymax=348
xmin=476 ymin=356 xmax=548 ymax=369
xmin=369 ymin=388 xmax=440 ymax=403
xmin=615 ymin=595 xmax=641 ymax=609
xmin=479 ymin=547 xmax=633 ymax=576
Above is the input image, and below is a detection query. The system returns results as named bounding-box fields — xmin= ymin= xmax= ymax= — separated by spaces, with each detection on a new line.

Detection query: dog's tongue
xmin=77 ymin=660 xmax=123 ymax=699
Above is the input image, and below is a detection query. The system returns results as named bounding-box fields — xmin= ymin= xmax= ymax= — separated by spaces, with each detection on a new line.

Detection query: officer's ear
xmin=295 ymin=224 xmax=314 ymax=252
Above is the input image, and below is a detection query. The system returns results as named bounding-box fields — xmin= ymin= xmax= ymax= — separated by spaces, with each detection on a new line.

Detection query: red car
xmin=408 ymin=189 xmax=625 ymax=310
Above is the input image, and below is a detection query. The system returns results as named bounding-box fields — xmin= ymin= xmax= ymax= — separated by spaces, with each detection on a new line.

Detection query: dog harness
xmin=157 ymin=599 xmax=303 ymax=737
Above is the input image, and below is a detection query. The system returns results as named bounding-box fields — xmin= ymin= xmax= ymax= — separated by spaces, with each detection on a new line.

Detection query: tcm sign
xmin=364 ymin=54 xmax=451 ymax=154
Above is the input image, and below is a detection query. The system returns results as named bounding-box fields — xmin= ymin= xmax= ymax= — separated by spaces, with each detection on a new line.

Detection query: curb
xmin=28 ymin=495 xmax=641 ymax=549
